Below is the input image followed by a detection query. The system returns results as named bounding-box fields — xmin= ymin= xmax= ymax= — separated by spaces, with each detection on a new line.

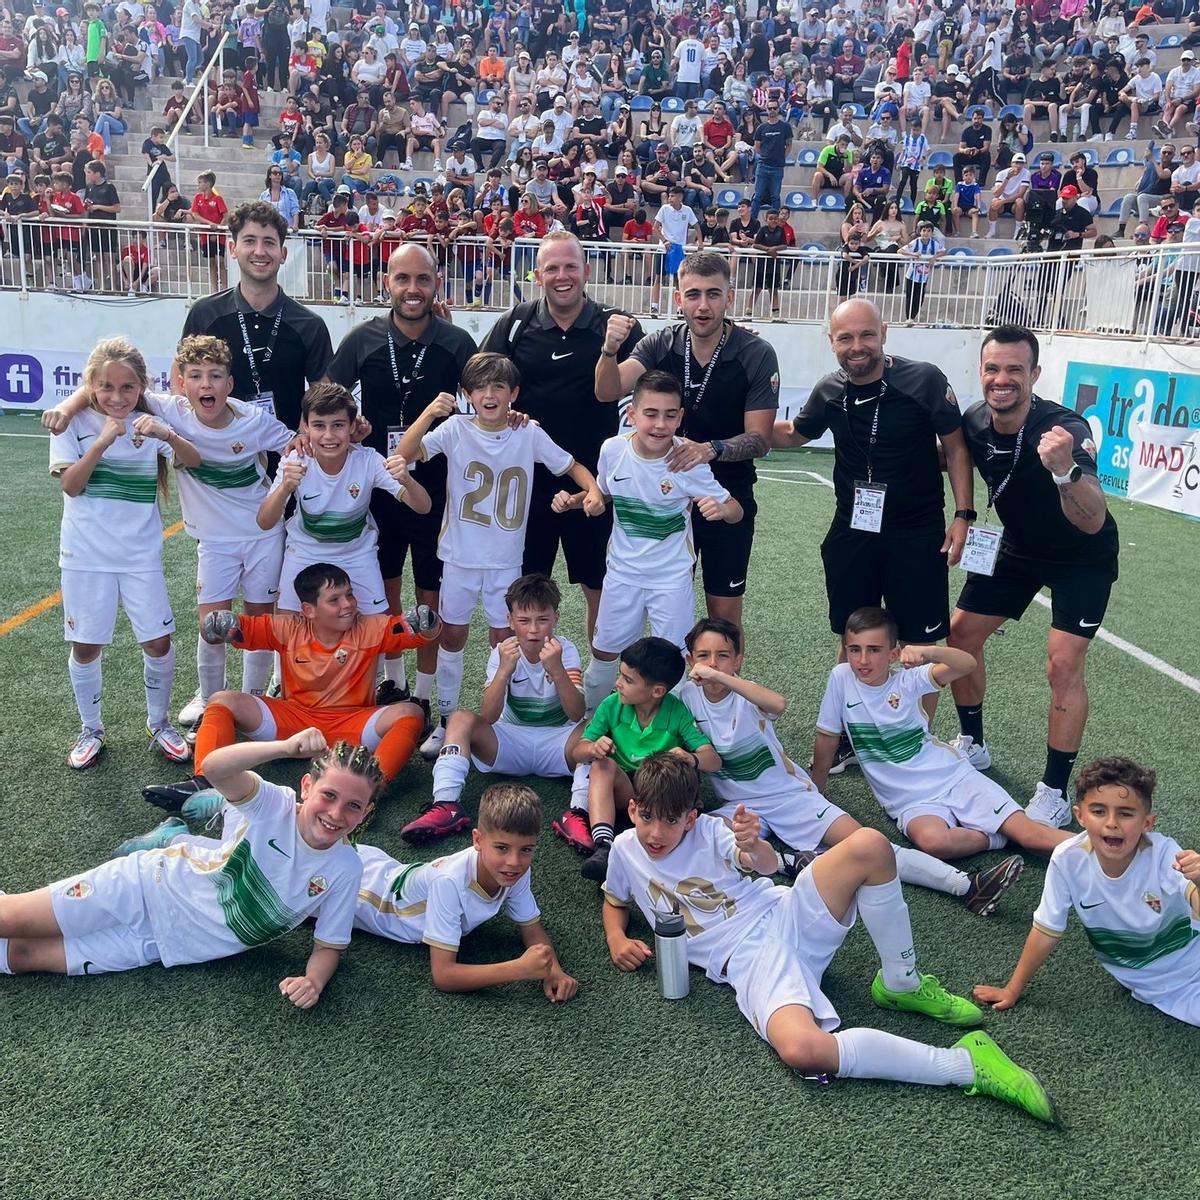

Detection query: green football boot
xmin=870 ymin=971 xmax=984 ymax=1026
xmin=954 ymin=1030 xmax=1060 ymax=1126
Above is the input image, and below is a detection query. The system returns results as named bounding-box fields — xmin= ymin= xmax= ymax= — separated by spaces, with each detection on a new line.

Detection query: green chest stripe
xmin=716 ymin=742 xmax=775 ymax=782
xmin=187 ymin=458 xmax=262 ymax=490
xmin=300 ymin=506 xmax=369 ymax=542
xmin=1084 ymin=913 xmax=1200 ymax=969
xmin=83 ymin=460 xmax=159 ymax=504
xmin=214 ymin=839 xmax=302 ymax=947
xmin=505 ymin=691 xmax=568 ymax=727
xmin=612 ymin=495 xmax=687 ymax=541
xmin=389 ymin=861 xmax=424 ymax=901
xmin=845 ymin=722 xmax=925 ymax=764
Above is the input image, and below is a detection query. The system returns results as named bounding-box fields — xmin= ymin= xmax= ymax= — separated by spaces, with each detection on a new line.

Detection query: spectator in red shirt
xmin=316 ymin=186 xmax=354 ymax=301
xmin=275 ymin=94 xmax=304 ymax=150
xmin=189 ymin=169 xmax=229 ymax=291
xmin=41 ymin=168 xmax=86 ymax=289
xmin=622 ymin=206 xmax=653 ymax=242
xmin=239 ymin=56 xmax=261 ymax=147
xmin=512 ymin=190 xmax=547 ymax=237
xmin=399 ymin=193 xmax=437 ymax=246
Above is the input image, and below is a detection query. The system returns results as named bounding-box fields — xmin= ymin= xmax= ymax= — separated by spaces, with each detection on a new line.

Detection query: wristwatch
xmin=1052 ymin=464 xmax=1082 ymax=486
xmin=953 ymin=508 xmax=977 ymax=522
xmin=709 ymin=438 xmax=725 ymax=461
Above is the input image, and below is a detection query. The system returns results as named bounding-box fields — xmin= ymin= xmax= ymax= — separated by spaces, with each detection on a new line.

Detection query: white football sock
xmin=68 ymin=652 xmax=102 ymax=730
xmin=413 ymin=670 xmax=434 ymax=701
xmin=0 ymin=937 xmax=10 ymax=974
xmin=584 ymin=655 xmax=619 ymax=712
xmin=269 ymin=650 xmax=282 ymax=692
xmin=987 ymin=220 xmax=997 ymax=237
xmin=834 ymin=1028 xmax=974 ymax=1086
xmin=987 ymin=832 xmax=1009 ymax=850
xmin=856 ymin=876 xmax=918 ymax=991
xmin=432 ymin=743 xmax=470 ymax=804
xmin=143 ymin=645 xmax=175 ymax=728
xmin=1058 ymin=109 xmax=1069 ymax=135
xmin=436 ymin=646 xmax=465 ymax=720
xmin=196 ymin=633 xmax=226 ymax=701
xmin=570 ymin=761 xmax=591 ymax=813
xmin=893 ymin=845 xmax=970 ymax=897
xmin=385 ymin=655 xmax=407 ymax=688
xmin=241 ymin=649 xmax=274 ymax=694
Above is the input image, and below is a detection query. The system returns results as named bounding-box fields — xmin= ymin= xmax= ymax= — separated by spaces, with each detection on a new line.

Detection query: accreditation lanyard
xmin=985 ymin=401 xmax=1035 ymax=510
xmin=963 ymin=402 xmax=1037 ymax=577
xmin=682 ymin=325 xmax=727 ymax=415
xmin=386 ymin=332 xmax=429 ymax=451
xmin=846 ymin=376 xmax=887 ymax=534
xmin=236 ymin=305 xmax=283 ymax=401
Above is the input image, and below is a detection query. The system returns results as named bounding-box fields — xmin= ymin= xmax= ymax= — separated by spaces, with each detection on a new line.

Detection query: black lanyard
xmin=386 ymin=330 xmax=429 ymax=412
xmin=986 ymin=400 xmax=1036 ymax=510
xmin=682 ymin=326 xmax=727 ymax=414
xmin=236 ymin=305 xmax=283 ymax=397
xmin=842 ymin=376 xmax=887 ymax=485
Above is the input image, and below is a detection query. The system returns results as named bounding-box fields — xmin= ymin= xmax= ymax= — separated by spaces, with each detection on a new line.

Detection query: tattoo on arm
xmin=715 ymin=430 xmax=768 ymax=462
xmin=1060 ymin=480 xmax=1103 ymax=528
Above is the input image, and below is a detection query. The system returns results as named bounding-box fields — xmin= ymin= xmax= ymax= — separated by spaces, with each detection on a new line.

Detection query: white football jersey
xmin=603 ymin=814 xmax=782 ymax=979
xmin=596 ymin=433 xmax=730 ymax=589
xmin=353 ymin=843 xmax=541 ymax=946
xmin=151 ymin=393 xmax=292 ymax=545
xmin=815 ymin=662 xmax=973 ymax=820
xmin=486 ymin=634 xmax=583 ymax=728
xmin=137 ymin=775 xmax=363 ymax=966
xmin=421 ymin=417 xmax=574 ymax=570
xmin=50 ymin=407 xmax=172 ymax=573
xmin=269 ymin=443 xmax=402 ymax=559
xmin=1034 ymin=831 xmax=1200 ymax=1004
xmin=679 ymin=681 xmax=820 ymax=807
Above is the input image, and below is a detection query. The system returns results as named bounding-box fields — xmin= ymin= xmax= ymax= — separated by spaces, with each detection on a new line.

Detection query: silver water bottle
xmin=654 ymin=906 xmax=690 ymax=1000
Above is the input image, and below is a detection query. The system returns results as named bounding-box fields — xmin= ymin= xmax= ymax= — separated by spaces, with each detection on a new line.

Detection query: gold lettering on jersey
xmin=647 ymin=876 xmax=738 ymax=936
xmin=460 ymin=461 xmax=530 ymax=531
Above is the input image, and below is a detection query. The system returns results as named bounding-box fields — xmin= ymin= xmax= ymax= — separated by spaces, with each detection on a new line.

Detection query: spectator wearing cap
xmin=1054 ymin=183 xmax=1097 ymax=251
xmin=606 ymin=163 xmax=639 ymax=228
xmin=1034 ymin=2 xmax=1073 ymax=65
xmin=931 ymin=63 xmax=968 ymax=141
xmin=898 ymin=217 xmax=945 ymax=321
xmin=540 ymin=92 xmax=573 ymax=145
xmin=1158 ymin=49 xmax=1198 ymax=136
xmin=986 ymin=151 xmax=1030 ymax=238
xmin=639 ymin=47 xmax=672 ymax=102
xmin=799 ymin=7 xmax=825 ymax=56
xmin=17 ymin=71 xmax=54 ymax=142
xmin=508 ymin=49 xmax=536 ymax=118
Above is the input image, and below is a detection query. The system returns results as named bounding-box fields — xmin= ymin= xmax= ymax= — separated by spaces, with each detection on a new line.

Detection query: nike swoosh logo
xmin=728 ymin=578 xmax=746 ymax=588
xmin=904 ymin=967 xmax=916 ymax=976
xmin=401 ymin=374 xmax=423 ymax=383
xmin=550 ymin=351 xmax=573 ymax=360
xmin=1079 ymin=900 xmax=1105 ymax=909
xmin=267 ymin=837 xmax=291 ymax=858
xmin=993 ymin=804 xmax=1008 ymax=814
xmin=294 ymin=657 xmax=310 ymax=664
xmin=613 ymin=475 xmax=631 ymax=482
xmin=816 ymin=806 xmax=830 ymax=819
xmin=78 ymin=433 xmax=95 ymax=441
xmin=1079 ymin=619 xmax=1100 ymax=628
xmin=924 ymin=623 xmax=942 ymax=634
xmin=846 ymin=701 xmax=862 ymax=708
xmin=267 ymin=588 xmax=279 ymax=596
xmin=301 ymin=493 xmax=320 ymax=500
xmin=82 ymin=961 xmax=94 ymax=974
xmin=853 ymin=395 xmax=878 ymax=405
xmin=162 ymin=618 xmax=173 ymax=626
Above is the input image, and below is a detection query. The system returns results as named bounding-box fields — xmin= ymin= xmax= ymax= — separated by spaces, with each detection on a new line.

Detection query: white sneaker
xmin=401 ymin=159 xmax=412 ymax=169
xmin=1104 ymin=132 xmax=1113 ymax=141
xmin=67 ymin=727 xmax=105 ymax=769
xmin=178 ymin=690 xmax=206 ymax=726
xmin=148 ymin=722 xmax=192 ymax=764
xmin=419 ymin=719 xmax=446 ymax=759
xmin=952 ymin=733 xmax=992 ymax=771
xmin=1025 ymin=781 xmax=1072 ymax=828
xmin=433 ymin=158 xmax=442 ymax=170
xmin=1125 ymin=129 xmax=1137 ymax=139
xmin=1088 ymin=133 xmax=1104 ymax=142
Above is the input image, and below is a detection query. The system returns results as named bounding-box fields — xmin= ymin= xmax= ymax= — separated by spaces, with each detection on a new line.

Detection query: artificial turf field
xmin=0 ymin=423 xmax=1198 ymax=1200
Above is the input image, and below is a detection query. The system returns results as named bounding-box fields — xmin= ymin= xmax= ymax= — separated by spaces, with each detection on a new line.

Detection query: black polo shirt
xmin=630 ymin=321 xmax=780 ymax=494
xmin=794 ymin=354 xmax=960 ymax=529
xmin=480 ymin=296 xmax=643 ymax=474
xmin=326 ymin=312 xmax=476 ymax=497
xmin=961 ymin=123 xmax=992 ymax=153
xmin=962 ymin=396 xmax=1119 ymax=567
xmin=754 ymin=118 xmax=792 ymax=167
xmin=181 ymin=285 xmax=332 ymax=430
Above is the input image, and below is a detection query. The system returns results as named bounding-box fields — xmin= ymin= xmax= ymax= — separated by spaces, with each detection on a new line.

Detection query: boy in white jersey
xmin=258 ymin=382 xmax=431 ymax=616
xmin=976 ymin=757 xmax=1200 ymax=1027
xmin=50 ymin=337 xmax=202 ymax=771
xmin=813 ymin=608 xmax=1072 ymax=860
xmin=397 ymin=352 xmax=603 ymax=757
xmin=0 ymin=729 xmax=375 ymax=1009
xmin=681 ymin=618 xmax=1025 ymax=916
xmin=572 ymin=370 xmax=743 ymax=714
xmin=400 ymin=573 xmax=590 ymax=846
xmin=602 ymin=754 xmax=1058 ymax=1123
xmin=356 ymin=782 xmax=578 ymax=1000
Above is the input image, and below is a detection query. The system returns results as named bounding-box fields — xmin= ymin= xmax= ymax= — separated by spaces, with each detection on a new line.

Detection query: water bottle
xmin=654 ymin=906 xmax=689 ymax=1000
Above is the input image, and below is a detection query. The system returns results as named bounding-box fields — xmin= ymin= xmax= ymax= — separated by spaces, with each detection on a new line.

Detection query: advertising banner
xmin=1128 ymin=422 xmax=1200 ymax=519
xmin=0 ymin=348 xmax=173 ymax=412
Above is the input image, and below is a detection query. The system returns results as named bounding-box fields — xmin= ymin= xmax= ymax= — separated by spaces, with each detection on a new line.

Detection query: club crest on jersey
xmin=348 ymin=483 xmax=361 ymax=499
xmin=231 ymin=441 xmax=245 ymax=454
xmin=769 ymin=371 xmax=780 ymax=395
xmin=886 ymin=692 xmax=901 ymax=709
xmin=1143 ymin=891 xmax=1161 ymax=913
xmin=131 ymin=433 xmax=145 ymax=448
xmin=660 ymin=479 xmax=674 ymax=495
xmin=307 ymin=876 xmax=327 ymax=898
xmin=67 ymin=615 xmax=76 ymax=631
xmin=62 ymin=880 xmax=92 ymax=900
xmin=1082 ymin=437 xmax=1097 ymax=460
xmin=335 ymin=647 xmax=349 ymax=664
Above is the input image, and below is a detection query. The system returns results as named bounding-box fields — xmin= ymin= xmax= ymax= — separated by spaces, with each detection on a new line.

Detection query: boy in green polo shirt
xmin=573 ymin=637 xmax=720 ymax=882
xmin=84 ymin=3 xmax=107 ymax=74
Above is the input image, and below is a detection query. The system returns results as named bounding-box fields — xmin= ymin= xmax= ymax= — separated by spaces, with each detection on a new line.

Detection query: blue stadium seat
xmin=716 ymin=187 xmax=742 ymax=206
xmin=796 ymin=147 xmax=819 ymax=166
xmin=630 ymin=95 xmax=652 ymax=110
xmin=1103 ymin=196 xmax=1124 ymax=216
xmin=817 ymin=191 xmax=845 ymax=210
xmin=662 ymin=96 xmax=684 ymax=111
xmin=948 ymin=245 xmax=975 ymax=256
xmin=899 ymin=197 xmax=915 ymax=214
xmin=1159 ymin=34 xmax=1182 ymax=47
xmin=1044 ymin=148 xmax=1064 ymax=165
xmin=784 ymin=189 xmax=811 ymax=208
xmin=1077 ymin=147 xmax=1099 ymax=166
xmin=801 ymin=242 xmax=829 ymax=254
xmin=849 ymin=103 xmax=867 ymax=118
xmin=986 ymin=246 xmax=1016 ymax=256
xmin=1104 ymin=147 xmax=1135 ymax=165
xmin=929 ymin=150 xmax=954 ymax=167
xmin=964 ymin=104 xmax=993 ymax=120
xmin=998 ymin=105 xmax=1023 ymax=119
xmin=478 ymin=89 xmax=496 ymax=103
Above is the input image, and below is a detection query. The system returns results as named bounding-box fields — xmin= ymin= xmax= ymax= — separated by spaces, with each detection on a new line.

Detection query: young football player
xmin=397 ymin=352 xmax=604 ymax=757
xmin=49 ymin=337 xmax=201 ymax=770
xmin=355 ymin=782 xmax=578 ymax=1001
xmin=813 ymin=608 xmax=1073 ymax=859
xmin=975 ymin=757 xmax=1200 ymax=1027
xmin=602 ymin=753 xmax=1059 ymax=1123
xmin=681 ymin=617 xmax=1025 ymax=916
xmin=0 ymin=729 xmax=374 ymax=1010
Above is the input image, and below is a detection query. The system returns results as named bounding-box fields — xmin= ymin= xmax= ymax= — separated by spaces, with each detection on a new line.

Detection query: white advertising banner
xmin=1128 ymin=421 xmax=1200 ymax=520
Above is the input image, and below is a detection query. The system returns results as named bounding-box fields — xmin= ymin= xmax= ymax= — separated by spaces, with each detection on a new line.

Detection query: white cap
xmin=946 ymin=63 xmax=959 ymax=74
xmin=1012 ymin=152 xmax=1026 ymax=162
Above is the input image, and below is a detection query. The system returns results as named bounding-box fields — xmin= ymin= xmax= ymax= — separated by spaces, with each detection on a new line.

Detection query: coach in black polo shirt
xmin=481 ymin=231 xmax=643 ymax=640
xmin=949 ymin=325 xmax=1118 ymax=827
xmin=181 ymin=201 xmax=331 ymax=432
xmin=326 ymin=242 xmax=476 ymax=717
xmin=774 ymin=297 xmax=975 ymax=655
xmin=596 ymin=250 xmax=778 ymax=629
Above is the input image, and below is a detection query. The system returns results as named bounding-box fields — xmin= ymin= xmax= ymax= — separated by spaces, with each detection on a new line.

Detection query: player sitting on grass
xmin=680 ymin=617 xmax=1025 ymax=916
xmin=141 ymin=563 xmax=438 ymax=819
xmin=50 ymin=336 xmax=202 ymax=770
xmin=258 ymin=381 xmax=432 ymax=619
xmin=43 ymin=335 xmax=295 ymax=733
xmin=812 ymin=607 xmax=1073 ymax=860
xmin=402 ymin=573 xmax=590 ymax=846
xmin=601 ymin=753 xmax=1059 ymax=1123
xmin=573 ymin=637 xmax=720 ymax=883
xmin=397 ymin=351 xmax=604 ymax=761
xmin=975 ymin=757 xmax=1200 ymax=1027
xmin=0 ymin=729 xmax=373 ymax=1010
xmin=355 ymin=782 xmax=578 ymax=1001
xmin=555 ymin=370 xmax=743 ymax=713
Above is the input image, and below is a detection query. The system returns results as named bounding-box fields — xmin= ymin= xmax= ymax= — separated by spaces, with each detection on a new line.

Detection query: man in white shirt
xmin=508 ymin=98 xmax=542 ymax=151
xmin=1158 ymin=49 xmax=1200 ymax=137
xmin=1171 ymin=145 xmax=1200 ymax=212
xmin=649 ymin=187 xmax=699 ymax=314
xmin=827 ymin=105 xmax=864 ymax=146
xmin=1120 ymin=58 xmax=1164 ymax=139
xmin=673 ymin=27 xmax=706 ymax=100
xmin=670 ymin=99 xmax=703 ymax=151
xmin=539 ymin=94 xmax=573 ymax=144
xmin=987 ymin=151 xmax=1030 ymax=237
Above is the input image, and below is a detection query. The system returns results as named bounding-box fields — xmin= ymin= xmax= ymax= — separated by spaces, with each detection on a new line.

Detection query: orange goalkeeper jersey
xmin=233 ymin=614 xmax=431 ymax=710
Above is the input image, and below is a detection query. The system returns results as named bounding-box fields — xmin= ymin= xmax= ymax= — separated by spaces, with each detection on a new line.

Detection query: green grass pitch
xmin=1 ymin=424 xmax=1198 ymax=1200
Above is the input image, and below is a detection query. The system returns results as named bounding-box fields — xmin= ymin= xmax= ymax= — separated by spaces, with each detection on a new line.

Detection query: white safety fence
xmin=0 ymin=221 xmax=1194 ymax=341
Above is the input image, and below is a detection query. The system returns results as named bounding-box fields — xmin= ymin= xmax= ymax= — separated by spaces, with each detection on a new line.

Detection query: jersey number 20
xmin=460 ymin=460 xmax=529 ymax=530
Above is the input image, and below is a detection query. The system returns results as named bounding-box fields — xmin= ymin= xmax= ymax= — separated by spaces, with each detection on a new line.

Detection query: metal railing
xmin=0 ymin=220 xmax=1195 ymax=341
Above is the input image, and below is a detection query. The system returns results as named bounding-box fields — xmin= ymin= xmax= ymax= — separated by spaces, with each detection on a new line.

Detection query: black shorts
xmin=88 ymin=226 xmax=118 ymax=255
xmin=371 ymin=488 xmax=444 ymax=592
xmin=523 ymin=475 xmax=613 ymax=592
xmin=821 ymin=520 xmax=950 ymax=642
xmin=692 ymin=488 xmax=757 ymax=599
xmin=199 ymin=237 xmax=225 ymax=259
xmin=955 ymin=546 xmax=1117 ymax=640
